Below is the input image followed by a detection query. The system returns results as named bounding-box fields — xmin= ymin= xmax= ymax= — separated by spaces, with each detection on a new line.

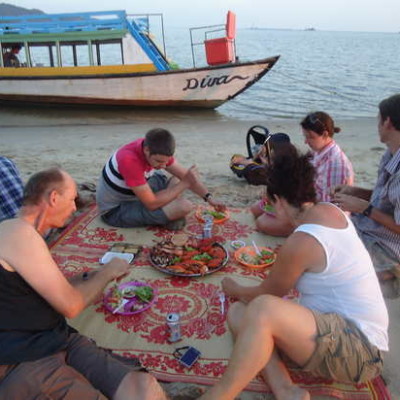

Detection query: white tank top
xmin=295 ymin=213 xmax=389 ymax=351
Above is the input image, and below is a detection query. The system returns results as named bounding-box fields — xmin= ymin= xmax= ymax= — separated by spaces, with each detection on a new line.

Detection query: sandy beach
xmin=1 ymin=107 xmax=399 ymax=399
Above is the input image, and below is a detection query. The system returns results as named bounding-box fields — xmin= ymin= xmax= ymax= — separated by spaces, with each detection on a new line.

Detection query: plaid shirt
xmin=311 ymin=141 xmax=354 ymax=202
xmin=352 ymin=148 xmax=400 ymax=261
xmin=0 ymin=157 xmax=23 ymax=221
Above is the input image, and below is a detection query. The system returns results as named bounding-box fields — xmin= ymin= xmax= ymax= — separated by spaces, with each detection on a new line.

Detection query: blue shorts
xmin=101 ymin=173 xmax=170 ymax=228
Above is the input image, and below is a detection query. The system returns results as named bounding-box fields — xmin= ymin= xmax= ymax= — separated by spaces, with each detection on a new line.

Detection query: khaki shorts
xmin=302 ymin=311 xmax=384 ymax=383
xmin=0 ymin=333 xmax=144 ymax=399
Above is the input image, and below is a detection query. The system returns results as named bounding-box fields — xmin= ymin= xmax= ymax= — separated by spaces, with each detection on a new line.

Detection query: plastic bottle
xmin=203 ymin=215 xmax=214 ymax=239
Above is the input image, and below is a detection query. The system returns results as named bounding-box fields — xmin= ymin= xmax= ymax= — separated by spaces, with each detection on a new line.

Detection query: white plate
xmin=100 ymin=251 xmax=134 ymax=264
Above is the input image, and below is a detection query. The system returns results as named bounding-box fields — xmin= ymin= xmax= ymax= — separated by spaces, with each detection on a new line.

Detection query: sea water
xmin=165 ymin=27 xmax=399 ymax=120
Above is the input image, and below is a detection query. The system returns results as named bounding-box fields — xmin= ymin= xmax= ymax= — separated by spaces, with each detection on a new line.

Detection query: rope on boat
xmin=271 ymin=69 xmax=378 ymax=109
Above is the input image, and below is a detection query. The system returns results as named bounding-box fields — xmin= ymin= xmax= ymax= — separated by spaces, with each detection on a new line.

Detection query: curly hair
xmin=266 ymin=147 xmax=317 ymax=208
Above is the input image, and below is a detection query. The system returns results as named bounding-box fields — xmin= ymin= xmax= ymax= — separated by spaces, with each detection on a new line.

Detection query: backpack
xmin=230 ymin=125 xmax=290 ymax=186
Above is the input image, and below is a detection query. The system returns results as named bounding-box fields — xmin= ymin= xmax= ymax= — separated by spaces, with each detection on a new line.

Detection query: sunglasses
xmin=307 ymin=113 xmax=325 ymax=130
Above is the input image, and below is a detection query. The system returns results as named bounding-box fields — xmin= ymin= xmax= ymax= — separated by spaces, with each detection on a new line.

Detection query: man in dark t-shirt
xmin=0 ymin=167 xmax=167 ymax=399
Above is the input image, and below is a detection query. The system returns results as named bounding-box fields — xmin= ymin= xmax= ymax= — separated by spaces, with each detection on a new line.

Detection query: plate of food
xmin=149 ymin=235 xmax=229 ymax=277
xmin=103 ymin=281 xmax=157 ymax=315
xmin=195 ymin=207 xmax=230 ymax=224
xmin=234 ymin=246 xmax=276 ymax=269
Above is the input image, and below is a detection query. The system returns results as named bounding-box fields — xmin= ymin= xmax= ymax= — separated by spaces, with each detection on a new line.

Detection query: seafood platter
xmin=149 ymin=234 xmax=228 ymax=277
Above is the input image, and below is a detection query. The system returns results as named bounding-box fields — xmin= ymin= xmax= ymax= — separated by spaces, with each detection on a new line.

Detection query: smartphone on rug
xmin=173 ymin=346 xmax=201 ymax=368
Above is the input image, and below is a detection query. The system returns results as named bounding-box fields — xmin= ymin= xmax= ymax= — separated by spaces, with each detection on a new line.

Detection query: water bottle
xmin=203 ymin=215 xmax=214 ymax=239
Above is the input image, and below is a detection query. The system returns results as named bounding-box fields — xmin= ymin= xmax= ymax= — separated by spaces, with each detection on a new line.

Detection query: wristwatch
xmin=362 ymin=204 xmax=374 ymax=217
xmin=82 ymin=271 xmax=90 ymax=281
xmin=203 ymin=192 xmax=212 ymax=202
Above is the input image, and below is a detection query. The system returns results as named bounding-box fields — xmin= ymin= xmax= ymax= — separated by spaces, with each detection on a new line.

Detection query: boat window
xmin=92 ymin=42 xmax=123 ymax=66
xmin=29 ymin=44 xmax=56 ymax=67
xmin=61 ymin=43 xmax=90 ymax=67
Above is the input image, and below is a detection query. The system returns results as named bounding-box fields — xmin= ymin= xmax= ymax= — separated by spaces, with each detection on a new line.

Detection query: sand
xmin=1 ymin=107 xmax=398 ymax=398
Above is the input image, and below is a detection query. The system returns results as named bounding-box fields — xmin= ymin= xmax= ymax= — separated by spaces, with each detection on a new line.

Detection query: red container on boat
xmin=204 ymin=37 xmax=234 ymax=66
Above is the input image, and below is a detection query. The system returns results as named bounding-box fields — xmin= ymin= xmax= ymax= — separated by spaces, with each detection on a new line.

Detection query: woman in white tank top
xmin=199 ymin=148 xmax=388 ymax=400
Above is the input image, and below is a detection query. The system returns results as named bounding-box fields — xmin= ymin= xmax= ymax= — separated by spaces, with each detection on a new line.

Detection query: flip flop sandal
xmin=78 ymin=182 xmax=96 ymax=192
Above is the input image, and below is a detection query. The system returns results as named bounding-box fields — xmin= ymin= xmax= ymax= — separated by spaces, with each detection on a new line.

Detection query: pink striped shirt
xmin=311 ymin=141 xmax=354 ymax=202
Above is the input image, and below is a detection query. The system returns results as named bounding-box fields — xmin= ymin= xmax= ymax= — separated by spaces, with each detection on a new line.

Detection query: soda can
xmin=166 ymin=312 xmax=181 ymax=342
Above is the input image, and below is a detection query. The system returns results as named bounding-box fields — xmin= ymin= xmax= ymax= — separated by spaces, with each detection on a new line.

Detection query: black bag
xmin=246 ymin=125 xmax=270 ymax=159
xmin=230 ymin=126 xmax=291 ymax=186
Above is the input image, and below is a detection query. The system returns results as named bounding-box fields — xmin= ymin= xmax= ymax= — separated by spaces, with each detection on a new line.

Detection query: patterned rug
xmin=50 ymin=205 xmax=391 ymax=400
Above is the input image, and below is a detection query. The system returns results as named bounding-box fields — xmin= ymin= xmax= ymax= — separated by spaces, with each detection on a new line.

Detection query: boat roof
xmin=0 ymin=10 xmax=128 ymax=43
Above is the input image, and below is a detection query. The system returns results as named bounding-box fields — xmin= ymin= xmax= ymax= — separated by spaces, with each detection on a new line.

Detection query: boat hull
xmin=0 ymin=56 xmax=279 ymax=108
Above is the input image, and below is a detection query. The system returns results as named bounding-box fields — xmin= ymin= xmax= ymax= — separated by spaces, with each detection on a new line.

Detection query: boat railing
xmin=0 ymin=10 xmax=170 ymax=71
xmin=126 ymin=14 xmax=170 ymax=71
xmin=0 ymin=10 xmax=127 ymax=35
xmin=189 ymin=23 xmax=224 ymax=67
xmin=189 ymin=11 xmax=236 ymax=68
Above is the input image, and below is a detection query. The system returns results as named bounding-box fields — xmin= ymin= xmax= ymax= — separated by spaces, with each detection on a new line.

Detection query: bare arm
xmin=0 ymin=221 xmax=129 ymax=318
xmin=130 ymin=162 xmax=198 ymax=211
xmin=222 ymin=233 xmax=324 ymax=302
xmin=167 ymin=162 xmax=226 ymax=211
xmin=334 ymin=193 xmax=400 ymax=234
xmin=333 ymin=184 xmax=372 ymax=201
xmin=67 ymin=259 xmax=131 ymax=308
xmin=167 ymin=162 xmax=208 ymax=198
xmin=368 ymin=207 xmax=400 ymax=234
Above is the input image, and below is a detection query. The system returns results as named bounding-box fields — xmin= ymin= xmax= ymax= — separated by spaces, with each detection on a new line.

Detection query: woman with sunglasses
xmin=301 ymin=111 xmax=354 ymax=202
xmin=253 ymin=112 xmax=354 ymax=236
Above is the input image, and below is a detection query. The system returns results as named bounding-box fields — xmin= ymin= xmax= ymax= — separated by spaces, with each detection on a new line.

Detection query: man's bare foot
xmin=277 ymin=384 xmax=310 ymax=400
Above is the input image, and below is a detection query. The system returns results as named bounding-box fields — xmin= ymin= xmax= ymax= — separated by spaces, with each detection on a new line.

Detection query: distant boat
xmin=304 ymin=27 xmax=316 ymax=31
xmin=0 ymin=10 xmax=279 ymax=108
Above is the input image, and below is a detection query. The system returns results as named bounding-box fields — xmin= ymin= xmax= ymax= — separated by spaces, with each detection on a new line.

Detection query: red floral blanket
xmin=50 ymin=205 xmax=390 ymax=399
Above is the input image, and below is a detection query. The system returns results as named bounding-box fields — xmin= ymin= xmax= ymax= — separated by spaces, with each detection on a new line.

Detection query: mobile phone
xmin=173 ymin=346 xmax=201 ymax=368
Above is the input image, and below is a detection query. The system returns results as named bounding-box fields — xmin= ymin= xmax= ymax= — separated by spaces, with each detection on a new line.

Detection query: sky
xmin=4 ymin=0 xmax=400 ymax=32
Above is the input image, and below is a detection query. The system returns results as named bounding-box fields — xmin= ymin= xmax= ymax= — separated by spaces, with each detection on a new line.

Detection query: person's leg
xmin=114 ymin=371 xmax=167 ymax=400
xmin=199 ymin=295 xmax=317 ymax=400
xmin=356 ymin=232 xmax=400 ymax=298
xmin=255 ymin=213 xmax=294 ymax=237
xmin=162 ymin=198 xmax=193 ymax=221
xmin=148 ymin=172 xmax=193 ymax=223
xmin=0 ymin=353 xmax=107 ymax=400
xmin=159 ymin=176 xmax=194 ymax=221
xmin=66 ymin=333 xmax=167 ymax=400
xmin=228 ymin=302 xmax=310 ymax=400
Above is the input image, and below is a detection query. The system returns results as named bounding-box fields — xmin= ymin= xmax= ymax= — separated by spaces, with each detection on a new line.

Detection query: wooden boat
xmin=0 ymin=10 xmax=279 ymax=108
